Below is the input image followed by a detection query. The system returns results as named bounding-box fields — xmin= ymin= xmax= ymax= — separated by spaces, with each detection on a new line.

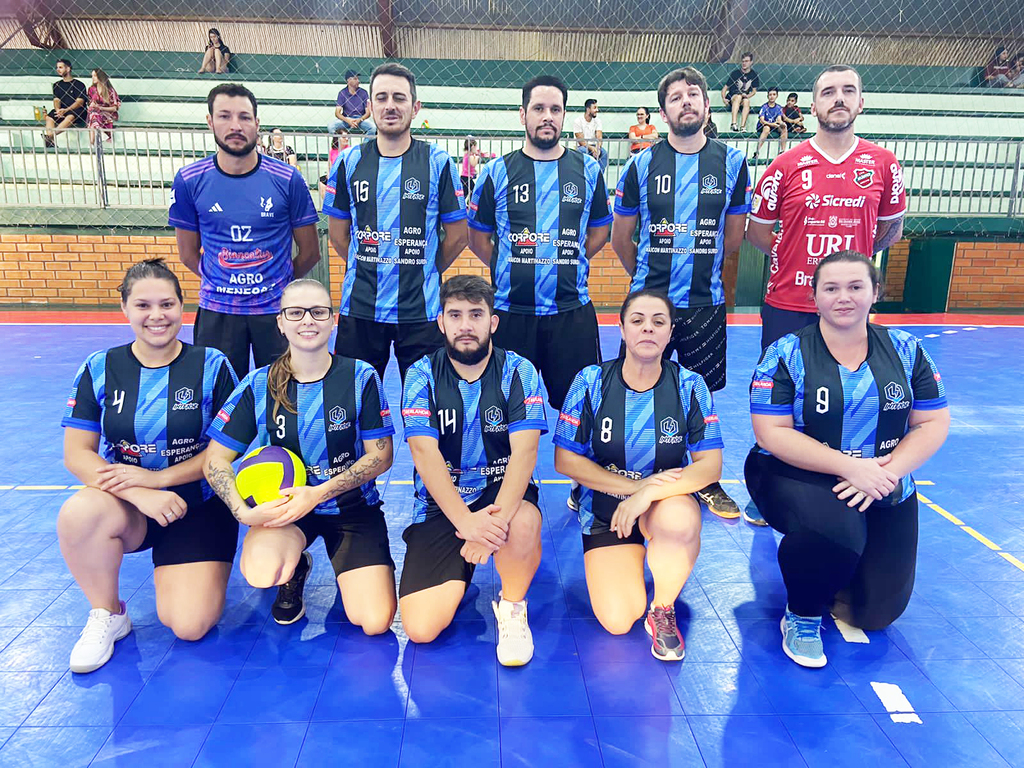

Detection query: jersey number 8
xmin=599 ymin=417 xmax=613 ymax=443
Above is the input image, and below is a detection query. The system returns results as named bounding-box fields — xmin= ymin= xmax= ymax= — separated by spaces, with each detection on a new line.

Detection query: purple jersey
xmin=169 ymin=155 xmax=319 ymax=314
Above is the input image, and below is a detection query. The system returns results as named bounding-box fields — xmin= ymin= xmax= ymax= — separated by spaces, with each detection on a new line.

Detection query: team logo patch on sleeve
xmin=380 ymin=408 xmax=391 ymax=418
xmin=751 ymin=379 xmax=774 ymax=390
xmin=558 ymin=413 xmax=581 ymax=427
xmin=66 ymin=398 xmax=76 ymax=407
xmin=615 ymin=189 xmax=624 ymax=197
xmin=467 ymin=201 xmax=478 ymax=212
xmin=524 ymin=395 xmax=544 ymax=405
xmin=402 ymin=407 xmax=431 ymax=418
xmin=216 ymin=408 xmax=231 ymax=423
xmin=704 ymin=414 xmax=720 ymax=424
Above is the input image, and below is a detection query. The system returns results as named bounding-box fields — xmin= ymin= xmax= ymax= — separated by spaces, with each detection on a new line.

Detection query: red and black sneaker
xmin=645 ymin=605 xmax=685 ymax=661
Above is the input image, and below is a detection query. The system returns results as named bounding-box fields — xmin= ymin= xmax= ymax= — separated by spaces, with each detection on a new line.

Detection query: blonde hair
xmin=267 ymin=278 xmax=332 ymax=419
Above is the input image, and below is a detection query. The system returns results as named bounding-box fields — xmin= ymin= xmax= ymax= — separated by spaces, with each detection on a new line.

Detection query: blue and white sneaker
xmin=780 ymin=607 xmax=827 ymax=668
xmin=743 ymin=500 xmax=769 ymax=527
xmin=566 ymin=480 xmax=580 ymax=512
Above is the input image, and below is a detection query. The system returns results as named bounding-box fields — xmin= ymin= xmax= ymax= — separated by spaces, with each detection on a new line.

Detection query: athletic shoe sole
xmin=742 ymin=508 xmax=770 ymax=526
xmin=780 ymin=616 xmax=827 ymax=668
xmin=644 ymin=614 xmax=685 ymax=661
xmin=698 ymin=495 xmax=741 ymax=519
xmin=497 ymin=651 xmax=533 ymax=667
xmin=70 ymin=615 xmax=133 ymax=674
xmin=273 ymin=605 xmax=307 ymax=626
xmin=272 ymin=553 xmax=311 ymax=626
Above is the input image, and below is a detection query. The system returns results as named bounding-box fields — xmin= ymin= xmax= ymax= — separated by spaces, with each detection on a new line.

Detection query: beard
xmin=667 ymin=109 xmax=706 ymax=138
xmin=215 ymin=133 xmax=258 ymax=157
xmin=376 ymin=110 xmax=412 ymax=138
xmin=445 ymin=333 xmax=491 ymax=365
xmin=817 ymin=104 xmax=857 ymax=133
xmin=527 ymin=123 xmax=562 ymax=150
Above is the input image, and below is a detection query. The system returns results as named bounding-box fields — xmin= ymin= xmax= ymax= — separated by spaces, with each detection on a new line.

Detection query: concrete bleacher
xmin=1 ymin=54 xmax=1022 ymax=220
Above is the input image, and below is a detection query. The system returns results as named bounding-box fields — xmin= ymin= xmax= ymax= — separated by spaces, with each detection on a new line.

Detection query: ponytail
xmin=267 ymin=350 xmax=297 ymax=420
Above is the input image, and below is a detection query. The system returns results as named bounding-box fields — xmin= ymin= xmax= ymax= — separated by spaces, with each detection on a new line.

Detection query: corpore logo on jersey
xmin=760 ymin=170 xmax=783 ymax=212
xmin=700 ymin=174 xmax=722 ymax=195
xmin=403 ymin=177 xmax=425 ymax=201
xmin=508 ymin=228 xmax=551 ymax=246
xmin=356 ymin=228 xmax=393 ymax=246
xmin=328 ymin=406 xmax=351 ymax=432
xmin=172 ymin=387 xmax=199 ymax=411
xmin=260 ymin=196 xmax=274 ymax=218
xmin=649 ymin=218 xmax=688 ymax=237
xmin=883 ymin=381 xmax=911 ymax=411
xmin=659 ymin=417 xmax=684 ymax=444
xmin=561 ymin=182 xmax=582 ymax=205
xmin=483 ymin=405 xmax=507 ymax=433
xmin=116 ymin=439 xmax=157 ymax=458
xmin=853 ymin=168 xmax=875 ymax=189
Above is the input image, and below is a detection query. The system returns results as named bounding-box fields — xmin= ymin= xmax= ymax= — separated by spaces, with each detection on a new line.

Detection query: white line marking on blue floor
xmin=871 ymin=682 xmax=923 ymax=724
xmin=833 ymin=616 xmax=870 ymax=644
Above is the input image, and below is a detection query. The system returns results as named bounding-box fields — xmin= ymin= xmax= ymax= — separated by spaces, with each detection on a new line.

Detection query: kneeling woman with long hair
xmin=554 ymin=290 xmax=724 ymax=661
xmin=59 ymin=259 xmax=240 ymax=673
xmin=204 ymin=279 xmax=397 ymax=632
xmin=746 ymin=250 xmax=949 ymax=668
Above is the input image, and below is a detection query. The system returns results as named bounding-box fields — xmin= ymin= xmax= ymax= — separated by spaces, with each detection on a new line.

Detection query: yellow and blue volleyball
xmin=235 ymin=445 xmax=307 ymax=507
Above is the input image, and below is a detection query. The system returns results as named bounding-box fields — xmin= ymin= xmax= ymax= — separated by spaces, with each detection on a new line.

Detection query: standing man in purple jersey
xmin=170 ymin=83 xmax=321 ymax=378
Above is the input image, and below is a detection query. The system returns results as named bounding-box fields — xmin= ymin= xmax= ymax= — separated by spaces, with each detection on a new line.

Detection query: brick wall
xmin=947 ymin=241 xmax=1024 ymax=310
xmin=2 ymin=231 xmax=1020 ymax=310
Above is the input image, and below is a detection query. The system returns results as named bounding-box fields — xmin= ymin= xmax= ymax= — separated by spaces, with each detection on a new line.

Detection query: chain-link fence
xmin=1 ymin=0 xmax=1023 ymax=232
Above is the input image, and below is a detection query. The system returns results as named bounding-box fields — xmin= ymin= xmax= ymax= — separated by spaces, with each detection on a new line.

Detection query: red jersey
xmin=749 ymin=138 xmax=906 ymax=312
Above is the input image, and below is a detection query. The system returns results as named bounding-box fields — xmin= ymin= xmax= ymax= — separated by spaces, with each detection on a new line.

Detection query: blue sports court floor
xmin=0 ymin=318 xmax=1022 ymax=767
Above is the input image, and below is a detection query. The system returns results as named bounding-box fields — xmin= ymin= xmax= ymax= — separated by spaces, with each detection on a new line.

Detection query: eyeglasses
xmin=281 ymin=306 xmax=333 ymax=321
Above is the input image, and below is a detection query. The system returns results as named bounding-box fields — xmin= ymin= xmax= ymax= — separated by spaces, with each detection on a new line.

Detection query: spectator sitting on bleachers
xmin=983 ymin=46 xmax=1014 ymax=86
xmin=751 ymin=87 xmax=787 ymax=161
xmin=628 ymin=106 xmax=659 ymax=154
xmin=86 ymin=68 xmax=120 ymax=145
xmin=266 ymin=128 xmax=298 ymax=167
xmin=318 ymin=128 xmax=349 ymax=199
xmin=782 ymin=92 xmax=805 ymax=134
xmin=1010 ymin=52 xmax=1024 ymax=88
xmin=43 ymin=58 xmax=87 ymax=148
xmin=721 ymin=52 xmax=759 ymax=132
xmin=328 ymin=70 xmax=375 ymax=134
xmin=198 ymin=28 xmax=231 ymax=74
xmin=574 ymin=98 xmax=608 ymax=172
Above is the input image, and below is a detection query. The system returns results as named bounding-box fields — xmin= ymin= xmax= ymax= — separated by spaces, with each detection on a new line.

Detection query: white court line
xmin=833 ymin=616 xmax=870 ymax=644
xmin=870 ymin=681 xmax=923 ymax=725
xmin=942 ymin=330 xmax=958 ymax=334
xmin=925 ymin=333 xmax=940 ymax=338
xmin=962 ymin=327 xmax=978 ymax=331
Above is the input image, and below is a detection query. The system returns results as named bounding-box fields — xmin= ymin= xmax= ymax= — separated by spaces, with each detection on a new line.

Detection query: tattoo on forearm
xmin=375 ymin=437 xmax=388 ymax=450
xmin=873 ymin=220 xmax=903 ymax=251
xmin=207 ymin=461 xmax=245 ymax=522
xmin=319 ymin=454 xmax=383 ymax=503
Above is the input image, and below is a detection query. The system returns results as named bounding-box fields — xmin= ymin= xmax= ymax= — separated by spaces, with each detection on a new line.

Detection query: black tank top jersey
xmin=555 ymin=357 xmax=724 ymax=532
xmin=62 ymin=343 xmax=238 ymax=507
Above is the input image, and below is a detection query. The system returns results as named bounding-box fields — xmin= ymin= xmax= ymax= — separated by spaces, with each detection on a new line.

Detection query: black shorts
xmin=398 ymin=482 xmax=540 ymax=598
xmin=582 ymin=525 xmax=646 ymax=553
xmin=295 ymin=503 xmax=395 ymax=577
xmin=759 ymin=303 xmax=817 ymax=351
xmin=493 ymin=302 xmax=601 ymax=411
xmin=763 ymin=125 xmax=784 ymax=138
xmin=334 ymin=314 xmax=443 ymax=383
xmin=193 ymin=307 xmax=287 ymax=378
xmin=48 ymin=109 xmax=85 ymax=125
xmin=134 ymin=495 xmax=239 ymax=568
xmin=667 ymin=304 xmax=727 ymax=392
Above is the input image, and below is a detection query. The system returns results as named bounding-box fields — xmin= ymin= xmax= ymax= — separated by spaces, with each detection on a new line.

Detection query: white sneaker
xmin=493 ymin=596 xmax=533 ymax=667
xmin=566 ymin=480 xmax=580 ymax=512
xmin=69 ymin=602 xmax=132 ymax=674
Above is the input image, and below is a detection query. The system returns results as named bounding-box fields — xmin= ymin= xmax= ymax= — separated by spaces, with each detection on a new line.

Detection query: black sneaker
xmin=645 ymin=605 xmax=685 ymax=661
xmin=272 ymin=551 xmax=312 ymax=625
xmin=696 ymin=482 xmax=741 ymax=519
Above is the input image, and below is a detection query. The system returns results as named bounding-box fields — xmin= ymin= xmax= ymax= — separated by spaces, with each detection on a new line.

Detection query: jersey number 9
xmin=815 ymin=386 xmax=829 ymax=414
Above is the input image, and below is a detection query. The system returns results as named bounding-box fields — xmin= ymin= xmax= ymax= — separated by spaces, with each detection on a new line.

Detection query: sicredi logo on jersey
xmin=172 ymin=387 xmax=199 ymax=411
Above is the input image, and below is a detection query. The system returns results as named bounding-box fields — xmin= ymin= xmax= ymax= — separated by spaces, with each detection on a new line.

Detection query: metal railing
xmin=1 ymin=126 xmax=1022 ymax=221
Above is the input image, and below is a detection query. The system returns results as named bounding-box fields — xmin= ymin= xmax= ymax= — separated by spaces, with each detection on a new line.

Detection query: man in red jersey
xmin=746 ymin=65 xmax=906 ymax=350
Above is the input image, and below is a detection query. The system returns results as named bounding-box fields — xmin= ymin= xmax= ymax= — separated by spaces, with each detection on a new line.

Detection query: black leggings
xmin=744 ymin=451 xmax=918 ymax=630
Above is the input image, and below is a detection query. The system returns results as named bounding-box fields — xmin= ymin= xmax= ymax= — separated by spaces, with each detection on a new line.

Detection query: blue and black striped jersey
xmin=62 ymin=343 xmax=238 ymax=506
xmin=615 ymin=139 xmax=750 ymax=308
xmin=750 ymin=322 xmax=947 ymax=504
xmin=401 ymin=347 xmax=548 ymax=523
xmin=555 ymin=358 xmax=723 ymax=534
xmin=468 ymin=149 xmax=612 ymax=315
xmin=207 ymin=355 xmax=394 ymax=512
xmin=322 ymin=139 xmax=466 ymax=323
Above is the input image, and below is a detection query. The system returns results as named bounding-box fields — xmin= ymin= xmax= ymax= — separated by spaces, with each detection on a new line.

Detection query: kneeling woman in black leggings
xmin=745 ymin=250 xmax=949 ymax=668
